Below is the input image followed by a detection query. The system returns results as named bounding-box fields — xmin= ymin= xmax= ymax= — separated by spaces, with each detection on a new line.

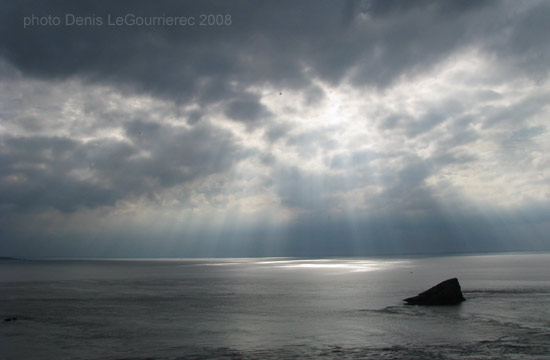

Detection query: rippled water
xmin=1 ymin=253 xmax=549 ymax=359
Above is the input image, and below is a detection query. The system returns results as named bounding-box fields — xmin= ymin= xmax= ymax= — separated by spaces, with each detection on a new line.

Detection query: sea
xmin=1 ymin=253 xmax=549 ymax=359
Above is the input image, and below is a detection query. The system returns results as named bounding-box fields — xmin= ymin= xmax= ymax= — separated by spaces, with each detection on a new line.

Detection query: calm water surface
xmin=1 ymin=253 xmax=549 ymax=359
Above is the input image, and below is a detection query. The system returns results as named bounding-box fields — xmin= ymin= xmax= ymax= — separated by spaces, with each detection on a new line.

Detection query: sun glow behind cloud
xmin=1 ymin=47 xmax=549 ymax=256
xmin=0 ymin=0 xmax=548 ymax=257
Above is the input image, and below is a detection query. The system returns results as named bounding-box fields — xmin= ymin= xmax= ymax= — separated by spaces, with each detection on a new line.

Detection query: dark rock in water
xmin=404 ymin=278 xmax=465 ymax=305
xmin=4 ymin=317 xmax=18 ymax=322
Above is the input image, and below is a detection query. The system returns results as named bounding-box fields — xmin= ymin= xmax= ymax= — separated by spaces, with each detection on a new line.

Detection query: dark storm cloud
xmin=1 ymin=1 xmax=547 ymax=147
xmin=224 ymin=95 xmax=271 ymax=129
xmin=186 ymin=110 xmax=202 ymax=125
xmin=3 ymin=0 xmax=543 ymax=108
xmin=2 ymin=0 xmax=313 ymax=109
xmin=0 ymin=136 xmax=117 ymax=211
xmin=487 ymin=0 xmax=550 ymax=80
xmin=0 ymin=121 xmax=244 ymax=212
xmin=302 ymin=85 xmax=326 ymax=105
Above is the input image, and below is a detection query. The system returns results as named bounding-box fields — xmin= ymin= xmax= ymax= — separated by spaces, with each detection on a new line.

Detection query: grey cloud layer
xmin=0 ymin=121 xmax=243 ymax=212
xmin=3 ymin=1 xmax=547 ymax=103
xmin=1 ymin=0 xmax=549 ymax=256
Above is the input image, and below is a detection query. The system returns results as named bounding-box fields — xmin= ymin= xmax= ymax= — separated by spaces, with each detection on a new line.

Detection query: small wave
xmin=360 ymin=305 xmax=411 ymax=315
xmin=464 ymin=288 xmax=550 ymax=296
xmin=360 ymin=304 xmax=467 ymax=318
xmin=117 ymin=337 xmax=550 ymax=360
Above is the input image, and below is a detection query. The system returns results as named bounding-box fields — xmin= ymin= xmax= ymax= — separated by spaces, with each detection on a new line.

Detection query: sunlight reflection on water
xmin=273 ymin=259 xmax=409 ymax=272
xmin=201 ymin=258 xmax=410 ymax=273
xmin=1 ymin=254 xmax=549 ymax=359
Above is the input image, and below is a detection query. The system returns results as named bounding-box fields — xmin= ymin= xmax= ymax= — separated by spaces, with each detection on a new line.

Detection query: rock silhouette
xmin=404 ymin=278 xmax=466 ymax=305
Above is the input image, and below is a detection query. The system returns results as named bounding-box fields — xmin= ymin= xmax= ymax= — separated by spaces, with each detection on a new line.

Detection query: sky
xmin=0 ymin=0 xmax=548 ymax=258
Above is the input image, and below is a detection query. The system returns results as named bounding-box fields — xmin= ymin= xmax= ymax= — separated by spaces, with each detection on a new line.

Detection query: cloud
xmin=0 ymin=0 xmax=549 ymax=257
xmin=0 ymin=117 xmax=245 ymax=212
xmin=224 ymin=95 xmax=271 ymax=129
xmin=329 ymin=149 xmax=382 ymax=170
xmin=0 ymin=136 xmax=116 ymax=212
xmin=3 ymin=0 xmax=545 ymax=103
xmin=264 ymin=121 xmax=292 ymax=143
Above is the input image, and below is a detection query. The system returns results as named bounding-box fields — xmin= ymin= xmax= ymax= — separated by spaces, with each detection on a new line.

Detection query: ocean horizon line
xmin=3 ymin=250 xmax=550 ymax=261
